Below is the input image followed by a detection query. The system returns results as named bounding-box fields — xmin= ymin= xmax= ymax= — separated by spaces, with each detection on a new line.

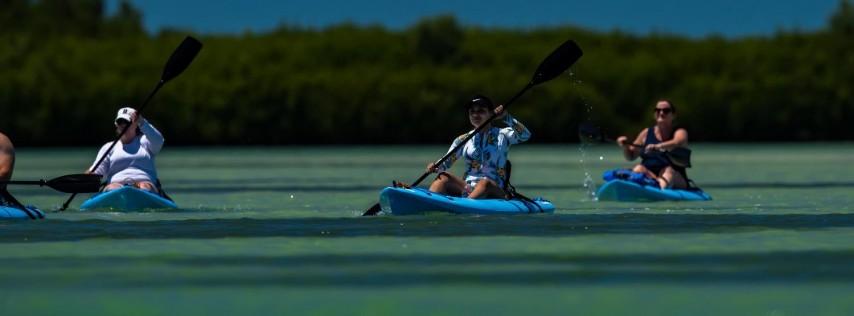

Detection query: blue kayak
xmin=0 ymin=206 xmax=45 ymax=219
xmin=596 ymin=179 xmax=712 ymax=202
xmin=379 ymin=187 xmax=555 ymax=215
xmin=80 ymin=186 xmax=177 ymax=211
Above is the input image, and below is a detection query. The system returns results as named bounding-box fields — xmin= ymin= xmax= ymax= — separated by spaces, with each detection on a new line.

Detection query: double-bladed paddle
xmin=578 ymin=121 xmax=692 ymax=168
xmin=362 ymin=39 xmax=584 ymax=216
xmin=59 ymin=36 xmax=203 ymax=211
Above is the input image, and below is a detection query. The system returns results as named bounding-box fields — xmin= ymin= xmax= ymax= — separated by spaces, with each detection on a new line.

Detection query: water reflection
xmin=2 ymin=213 xmax=852 ymax=242
xmin=1 ymin=250 xmax=852 ymax=288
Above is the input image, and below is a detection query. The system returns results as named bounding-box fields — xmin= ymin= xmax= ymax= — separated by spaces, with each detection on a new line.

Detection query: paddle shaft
xmin=594 ymin=133 xmax=690 ymax=169
xmin=599 ymin=135 xmax=643 ymax=149
xmin=60 ymin=80 xmax=164 ymax=211
xmin=2 ymin=180 xmax=47 ymax=185
xmin=409 ymin=83 xmax=533 ymax=187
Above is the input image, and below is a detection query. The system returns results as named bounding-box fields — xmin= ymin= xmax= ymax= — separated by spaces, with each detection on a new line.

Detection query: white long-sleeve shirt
xmin=90 ymin=119 xmax=164 ymax=184
xmin=436 ymin=114 xmax=531 ymax=188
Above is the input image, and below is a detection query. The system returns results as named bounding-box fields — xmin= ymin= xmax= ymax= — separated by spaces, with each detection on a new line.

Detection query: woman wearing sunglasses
xmin=87 ymin=107 xmax=164 ymax=193
xmin=615 ymin=100 xmax=688 ymax=189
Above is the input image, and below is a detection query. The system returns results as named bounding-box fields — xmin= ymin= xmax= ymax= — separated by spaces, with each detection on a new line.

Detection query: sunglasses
xmin=115 ymin=119 xmax=130 ymax=126
xmin=654 ymin=108 xmax=673 ymax=115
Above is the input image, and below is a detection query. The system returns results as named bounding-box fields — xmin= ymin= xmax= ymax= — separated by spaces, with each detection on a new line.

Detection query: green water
xmin=2 ymin=144 xmax=853 ymax=315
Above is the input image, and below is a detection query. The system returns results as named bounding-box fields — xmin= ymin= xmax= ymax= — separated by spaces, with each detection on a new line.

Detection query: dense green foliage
xmin=1 ymin=0 xmax=852 ymax=145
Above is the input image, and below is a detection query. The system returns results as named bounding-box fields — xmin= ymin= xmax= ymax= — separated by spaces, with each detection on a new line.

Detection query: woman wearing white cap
xmin=88 ymin=107 xmax=164 ymax=193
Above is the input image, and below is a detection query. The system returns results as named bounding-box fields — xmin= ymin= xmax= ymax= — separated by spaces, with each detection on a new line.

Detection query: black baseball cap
xmin=465 ymin=94 xmax=495 ymax=111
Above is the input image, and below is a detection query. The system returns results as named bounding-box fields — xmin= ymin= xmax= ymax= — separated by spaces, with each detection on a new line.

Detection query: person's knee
xmin=0 ymin=165 xmax=12 ymax=181
xmin=474 ymin=179 xmax=487 ymax=188
xmin=662 ymin=167 xmax=683 ymax=181
xmin=473 ymin=179 xmax=505 ymax=199
xmin=104 ymin=183 xmax=122 ymax=191
xmin=0 ymin=156 xmax=14 ymax=180
xmin=632 ymin=164 xmax=647 ymax=173
xmin=431 ymin=173 xmax=452 ymax=191
xmin=136 ymin=181 xmax=157 ymax=192
xmin=475 ymin=178 xmax=495 ymax=188
xmin=661 ymin=167 xmax=686 ymax=188
xmin=435 ymin=172 xmax=451 ymax=183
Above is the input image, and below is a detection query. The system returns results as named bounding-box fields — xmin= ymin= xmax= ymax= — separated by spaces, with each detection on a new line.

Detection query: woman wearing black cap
xmin=425 ymin=95 xmax=531 ymax=199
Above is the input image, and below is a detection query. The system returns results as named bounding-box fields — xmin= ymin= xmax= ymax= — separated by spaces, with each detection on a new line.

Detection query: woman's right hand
xmin=130 ymin=112 xmax=142 ymax=128
xmin=616 ymin=136 xmax=629 ymax=148
xmin=426 ymin=162 xmax=438 ymax=173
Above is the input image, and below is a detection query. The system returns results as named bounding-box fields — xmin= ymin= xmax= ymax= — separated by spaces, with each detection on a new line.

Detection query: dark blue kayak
xmin=379 ymin=187 xmax=555 ymax=215
xmin=80 ymin=186 xmax=177 ymax=211
xmin=596 ymin=179 xmax=712 ymax=202
xmin=0 ymin=205 xmax=45 ymax=219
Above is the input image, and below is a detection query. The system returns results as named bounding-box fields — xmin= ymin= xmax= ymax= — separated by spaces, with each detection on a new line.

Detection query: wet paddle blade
xmin=530 ymin=40 xmax=583 ymax=85
xmin=46 ymin=174 xmax=103 ymax=193
xmin=362 ymin=203 xmax=382 ymax=216
xmin=161 ymin=36 xmax=203 ymax=82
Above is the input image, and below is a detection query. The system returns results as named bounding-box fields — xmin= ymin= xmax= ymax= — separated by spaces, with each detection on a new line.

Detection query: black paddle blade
xmin=362 ymin=203 xmax=382 ymax=216
xmin=161 ymin=36 xmax=203 ymax=82
xmin=578 ymin=121 xmax=603 ymax=143
xmin=46 ymin=174 xmax=103 ymax=193
xmin=530 ymin=40 xmax=583 ymax=85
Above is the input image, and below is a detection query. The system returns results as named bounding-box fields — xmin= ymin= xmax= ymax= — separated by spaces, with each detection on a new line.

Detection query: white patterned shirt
xmin=437 ymin=114 xmax=531 ymax=188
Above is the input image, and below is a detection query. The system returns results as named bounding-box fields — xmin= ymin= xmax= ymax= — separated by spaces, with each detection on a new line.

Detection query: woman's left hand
xmin=645 ymin=144 xmax=660 ymax=153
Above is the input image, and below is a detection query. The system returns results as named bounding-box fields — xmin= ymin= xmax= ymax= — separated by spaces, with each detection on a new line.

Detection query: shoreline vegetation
xmin=1 ymin=0 xmax=852 ymax=145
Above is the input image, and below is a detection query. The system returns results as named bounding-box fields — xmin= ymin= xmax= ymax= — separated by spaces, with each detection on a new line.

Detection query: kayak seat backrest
xmin=155 ymin=179 xmax=174 ymax=202
xmin=500 ymin=161 xmax=545 ymax=212
xmin=503 ymin=160 xmax=512 ymax=191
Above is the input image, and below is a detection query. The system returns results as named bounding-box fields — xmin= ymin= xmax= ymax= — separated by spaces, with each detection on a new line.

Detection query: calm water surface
xmin=1 ymin=144 xmax=852 ymax=315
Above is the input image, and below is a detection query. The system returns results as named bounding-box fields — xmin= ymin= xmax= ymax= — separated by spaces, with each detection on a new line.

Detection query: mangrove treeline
xmin=1 ymin=0 xmax=852 ymax=145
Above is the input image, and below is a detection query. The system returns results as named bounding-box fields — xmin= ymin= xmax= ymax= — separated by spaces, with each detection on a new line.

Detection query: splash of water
xmin=578 ymin=141 xmax=598 ymax=201
xmin=569 ymin=69 xmax=598 ymax=201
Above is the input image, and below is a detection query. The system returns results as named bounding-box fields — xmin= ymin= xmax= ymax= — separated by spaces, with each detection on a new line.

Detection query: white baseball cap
xmin=115 ymin=107 xmax=137 ymax=123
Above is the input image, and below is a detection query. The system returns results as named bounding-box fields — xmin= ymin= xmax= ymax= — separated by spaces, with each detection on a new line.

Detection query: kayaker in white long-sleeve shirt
xmin=88 ymin=107 xmax=164 ymax=194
